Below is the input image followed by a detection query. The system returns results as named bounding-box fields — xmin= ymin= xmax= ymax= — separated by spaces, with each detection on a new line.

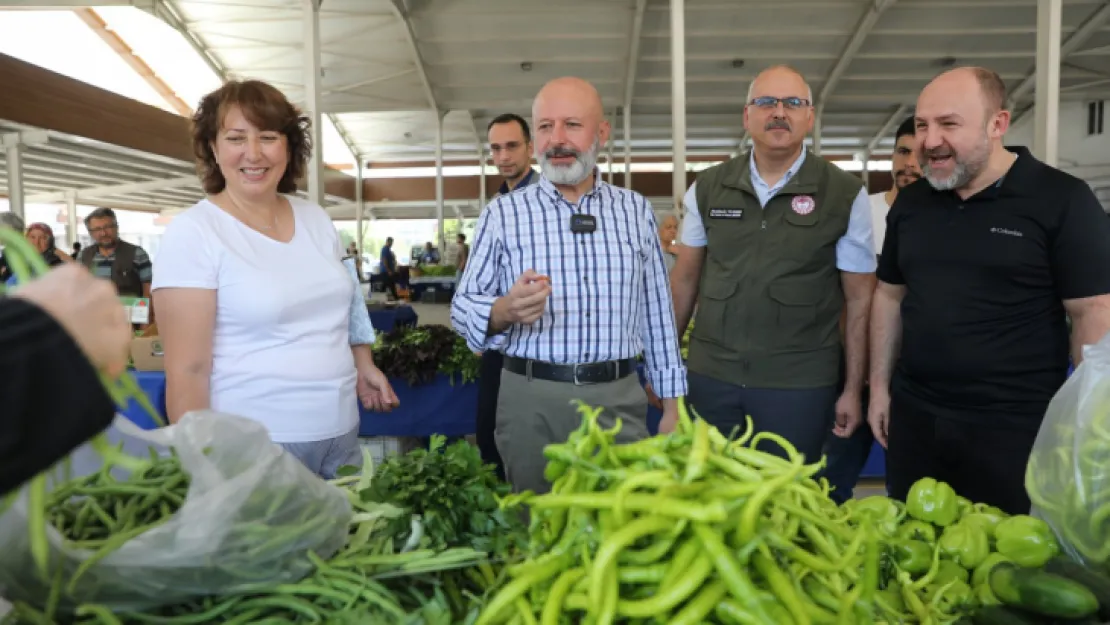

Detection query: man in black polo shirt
xmin=870 ymin=66 xmax=1110 ymax=514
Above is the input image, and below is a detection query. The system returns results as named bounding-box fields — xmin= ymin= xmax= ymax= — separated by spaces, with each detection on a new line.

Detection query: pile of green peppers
xmin=843 ymin=477 xmax=1062 ymax=623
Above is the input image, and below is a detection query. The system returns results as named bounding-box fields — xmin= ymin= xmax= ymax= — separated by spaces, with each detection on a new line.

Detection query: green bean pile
xmin=477 ymin=401 xmax=884 ymax=625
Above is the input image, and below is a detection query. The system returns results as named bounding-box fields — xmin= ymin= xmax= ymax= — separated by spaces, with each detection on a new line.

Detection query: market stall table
xmin=408 ymin=276 xmax=456 ymax=301
xmin=365 ymin=303 xmax=418 ymax=332
xmin=119 ymin=370 xmax=476 ymax=438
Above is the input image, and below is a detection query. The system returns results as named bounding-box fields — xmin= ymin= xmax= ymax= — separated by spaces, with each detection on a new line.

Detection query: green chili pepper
xmin=906 ymin=478 xmax=960 ymax=527
xmin=994 ymin=515 xmax=1060 ymax=568
xmin=938 ymin=521 xmax=990 ymax=569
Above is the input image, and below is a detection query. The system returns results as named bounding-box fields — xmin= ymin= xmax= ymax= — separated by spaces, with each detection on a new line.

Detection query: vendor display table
xmin=366 ymin=304 xmax=418 ymax=332
xmin=409 ymin=276 xmax=456 ymax=301
xmin=120 ymin=370 xmax=476 ymax=438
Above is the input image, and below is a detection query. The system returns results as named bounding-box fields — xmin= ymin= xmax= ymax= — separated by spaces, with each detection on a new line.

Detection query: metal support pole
xmin=623 ymin=105 xmax=633 ymax=190
xmin=1034 ymin=0 xmax=1062 ymax=166
xmin=861 ymin=150 xmax=871 ymax=193
xmin=65 ymin=190 xmax=78 ymax=247
xmin=607 ymin=137 xmax=615 ymax=185
xmin=435 ymin=111 xmax=445 ymax=251
xmin=355 ymin=155 xmax=364 ymax=257
xmin=5 ymin=141 xmax=24 ymax=219
xmin=303 ymin=0 xmax=324 ymax=206
xmin=478 ymin=146 xmax=487 ymax=208
xmin=813 ymin=117 xmax=822 ymax=157
xmin=670 ymin=0 xmax=686 ymax=213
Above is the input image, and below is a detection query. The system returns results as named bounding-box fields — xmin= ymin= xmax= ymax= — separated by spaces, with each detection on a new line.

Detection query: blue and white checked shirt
xmin=451 ymin=173 xmax=688 ymax=399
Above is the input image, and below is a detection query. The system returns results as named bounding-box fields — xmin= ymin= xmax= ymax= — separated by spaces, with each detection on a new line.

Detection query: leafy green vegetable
xmin=358 ymin=435 xmax=527 ymax=555
xmin=374 ymin=324 xmax=480 ymax=386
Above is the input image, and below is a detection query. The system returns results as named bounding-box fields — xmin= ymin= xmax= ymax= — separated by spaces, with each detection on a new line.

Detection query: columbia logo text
xmin=990 ymin=227 xmax=1023 ymax=238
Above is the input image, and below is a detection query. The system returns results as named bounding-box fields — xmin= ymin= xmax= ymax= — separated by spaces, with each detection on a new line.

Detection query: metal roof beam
xmin=25 ymin=175 xmax=197 ymax=203
xmin=622 ymin=0 xmax=647 ymax=120
xmin=389 ymin=0 xmax=439 ymax=112
xmin=815 ymin=0 xmax=898 ymax=122
xmin=1010 ymin=1 xmax=1110 ymax=106
xmin=865 ymin=104 xmax=911 ymax=153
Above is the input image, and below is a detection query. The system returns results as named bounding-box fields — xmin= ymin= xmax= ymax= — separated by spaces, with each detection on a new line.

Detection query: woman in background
xmin=153 ymin=80 xmax=397 ymax=479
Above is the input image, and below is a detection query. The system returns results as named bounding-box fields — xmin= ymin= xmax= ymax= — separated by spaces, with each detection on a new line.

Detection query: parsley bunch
xmin=358 ymin=435 xmax=527 ymax=555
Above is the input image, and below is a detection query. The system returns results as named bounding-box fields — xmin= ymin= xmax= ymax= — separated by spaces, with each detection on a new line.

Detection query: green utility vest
xmin=688 ymin=151 xmax=864 ymax=389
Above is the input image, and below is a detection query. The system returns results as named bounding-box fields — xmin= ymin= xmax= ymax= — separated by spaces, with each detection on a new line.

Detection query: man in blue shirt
xmin=473 ymin=112 xmax=540 ymax=481
xmin=452 ymin=77 xmax=686 ymax=495
xmin=379 ymin=237 xmax=398 ymax=301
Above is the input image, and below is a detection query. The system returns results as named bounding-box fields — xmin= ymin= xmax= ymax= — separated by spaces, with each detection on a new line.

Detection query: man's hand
xmin=868 ymin=387 xmax=891 ymax=448
xmin=491 ymin=270 xmax=552 ymax=331
xmin=14 ymin=263 xmax=131 ymax=376
xmin=657 ymin=398 xmax=680 ymax=434
xmin=644 ymin=382 xmax=664 ymax=410
xmin=832 ymin=390 xmax=862 ymax=438
xmin=357 ymin=362 xmax=400 ymax=412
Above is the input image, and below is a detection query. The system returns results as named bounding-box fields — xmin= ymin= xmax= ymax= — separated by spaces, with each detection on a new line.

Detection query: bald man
xmin=671 ymin=65 xmax=876 ymax=467
xmin=658 ymin=214 xmax=679 ymax=272
xmin=870 ymin=66 xmax=1110 ymax=514
xmin=452 ymin=77 xmax=685 ymax=494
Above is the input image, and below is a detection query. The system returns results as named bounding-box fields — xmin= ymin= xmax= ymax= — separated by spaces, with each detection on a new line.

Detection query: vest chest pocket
xmin=768 ymin=281 xmax=822 ymax=349
xmin=693 ymin=279 xmax=737 ymax=347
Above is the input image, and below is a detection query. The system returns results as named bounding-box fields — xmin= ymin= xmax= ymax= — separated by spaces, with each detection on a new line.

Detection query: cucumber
xmin=990 ymin=563 xmax=1101 ymax=619
xmin=1043 ymin=556 xmax=1110 ymax=620
xmin=970 ymin=605 xmax=1052 ymax=625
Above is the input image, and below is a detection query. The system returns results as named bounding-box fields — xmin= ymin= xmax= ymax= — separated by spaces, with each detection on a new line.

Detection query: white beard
xmin=539 ymin=137 xmax=601 ymax=185
xmin=923 ymin=131 xmax=990 ymax=192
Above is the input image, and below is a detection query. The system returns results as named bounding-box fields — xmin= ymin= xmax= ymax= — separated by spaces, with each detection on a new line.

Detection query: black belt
xmin=504 ymin=356 xmax=636 ymax=385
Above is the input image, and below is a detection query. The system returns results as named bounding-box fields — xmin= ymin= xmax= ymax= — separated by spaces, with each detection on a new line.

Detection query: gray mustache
xmin=544 ymin=147 xmax=580 ymax=160
xmin=765 ymin=120 xmax=791 ymax=131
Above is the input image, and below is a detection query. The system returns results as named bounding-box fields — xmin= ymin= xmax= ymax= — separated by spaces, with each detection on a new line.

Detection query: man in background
xmin=79 ymin=207 xmax=153 ymax=328
xmin=823 ymin=115 xmax=919 ymax=503
xmin=455 ymin=233 xmax=469 ymax=274
xmin=472 ymin=112 xmax=539 ymax=480
xmin=380 ymin=237 xmax=399 ymax=301
xmin=659 ymin=214 xmax=679 ymax=272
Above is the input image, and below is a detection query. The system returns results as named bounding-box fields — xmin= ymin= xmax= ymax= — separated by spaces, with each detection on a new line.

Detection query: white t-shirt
xmin=152 ymin=196 xmax=357 ymax=443
xmin=869 ymin=192 xmax=891 ymax=253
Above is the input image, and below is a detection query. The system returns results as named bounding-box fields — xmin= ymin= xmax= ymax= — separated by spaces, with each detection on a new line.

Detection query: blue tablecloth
xmin=367 ymin=305 xmax=418 ymax=333
xmin=120 ymin=370 xmax=477 ymax=438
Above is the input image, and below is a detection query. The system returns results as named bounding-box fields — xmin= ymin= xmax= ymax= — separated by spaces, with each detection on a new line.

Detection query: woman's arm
xmin=154 ymin=288 xmax=216 ymax=423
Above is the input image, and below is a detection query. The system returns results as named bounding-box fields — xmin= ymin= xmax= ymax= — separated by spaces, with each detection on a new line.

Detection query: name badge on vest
xmin=709 ymin=208 xmax=744 ymax=219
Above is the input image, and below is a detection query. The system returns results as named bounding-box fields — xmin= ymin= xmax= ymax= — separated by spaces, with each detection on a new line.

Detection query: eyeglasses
xmin=88 ymin=224 xmax=118 ymax=234
xmin=749 ymin=96 xmax=811 ymax=110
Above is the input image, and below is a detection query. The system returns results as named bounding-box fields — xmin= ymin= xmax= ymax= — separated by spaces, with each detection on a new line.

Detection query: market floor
xmin=854 ymin=478 xmax=889 ymax=499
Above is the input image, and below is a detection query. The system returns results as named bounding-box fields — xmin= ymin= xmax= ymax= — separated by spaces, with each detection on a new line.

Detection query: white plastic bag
xmin=1026 ymin=334 xmax=1110 ymax=573
xmin=0 ymin=410 xmax=352 ymax=612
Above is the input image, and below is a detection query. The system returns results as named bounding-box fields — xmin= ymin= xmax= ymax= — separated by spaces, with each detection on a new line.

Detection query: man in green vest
xmin=669 ymin=65 xmax=877 ymax=463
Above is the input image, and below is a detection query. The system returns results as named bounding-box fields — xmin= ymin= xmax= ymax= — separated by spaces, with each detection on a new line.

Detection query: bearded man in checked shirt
xmin=451 ymin=77 xmax=687 ymax=495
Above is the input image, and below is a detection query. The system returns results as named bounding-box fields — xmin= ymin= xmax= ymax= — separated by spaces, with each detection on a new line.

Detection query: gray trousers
xmin=687 ymin=371 xmax=837 ymax=465
xmin=278 ymin=426 xmax=363 ymax=480
xmin=495 ymin=369 xmax=649 ymax=495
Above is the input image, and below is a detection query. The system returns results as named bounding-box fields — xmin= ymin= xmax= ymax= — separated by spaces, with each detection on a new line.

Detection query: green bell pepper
xmin=994 ymin=515 xmax=1060 ymax=568
xmin=939 ymin=521 xmax=991 ymax=569
xmin=891 ymin=539 xmax=933 ymax=575
xmin=972 ymin=553 xmax=1012 ymax=588
xmin=852 ymin=495 xmax=903 ymax=536
xmin=906 ymin=477 xmax=960 ymax=527
xmin=975 ymin=581 xmax=1001 ymax=607
xmin=897 ymin=520 xmax=938 ymax=544
xmin=963 ymin=511 xmax=1005 ymax=540
xmin=957 ymin=496 xmax=973 ymax=519
xmin=926 ymin=578 xmax=973 ymax=612
xmin=936 ymin=559 xmax=971 ymax=586
xmin=877 ymin=586 xmax=906 ymax=614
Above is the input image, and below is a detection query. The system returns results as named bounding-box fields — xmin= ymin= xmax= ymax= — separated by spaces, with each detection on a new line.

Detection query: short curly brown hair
xmin=190 ymin=80 xmax=312 ymax=195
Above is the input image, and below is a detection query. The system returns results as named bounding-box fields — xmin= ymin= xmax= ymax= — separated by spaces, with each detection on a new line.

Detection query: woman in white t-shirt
xmin=152 ymin=80 xmax=398 ymax=479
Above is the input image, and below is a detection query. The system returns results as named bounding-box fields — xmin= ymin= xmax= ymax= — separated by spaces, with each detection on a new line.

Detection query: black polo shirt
xmin=878 ymin=146 xmax=1110 ymax=428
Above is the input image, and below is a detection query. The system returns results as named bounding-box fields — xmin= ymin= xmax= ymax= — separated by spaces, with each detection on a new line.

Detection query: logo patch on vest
xmin=709 ymin=208 xmax=744 ymax=219
xmin=791 ymin=195 xmax=816 ymax=215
